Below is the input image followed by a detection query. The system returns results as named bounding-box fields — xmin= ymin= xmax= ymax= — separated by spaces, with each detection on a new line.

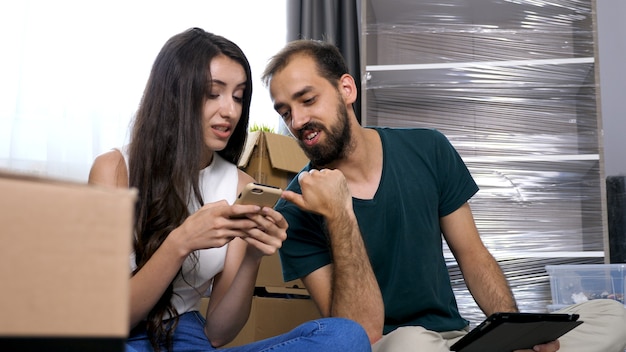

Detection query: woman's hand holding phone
xmin=231 ymin=183 xmax=287 ymax=257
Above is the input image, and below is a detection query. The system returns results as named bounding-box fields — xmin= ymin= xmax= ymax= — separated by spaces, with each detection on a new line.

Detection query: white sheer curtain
xmin=0 ymin=0 xmax=285 ymax=182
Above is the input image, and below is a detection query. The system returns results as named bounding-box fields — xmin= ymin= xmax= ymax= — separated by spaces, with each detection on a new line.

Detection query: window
xmin=0 ymin=0 xmax=285 ymax=181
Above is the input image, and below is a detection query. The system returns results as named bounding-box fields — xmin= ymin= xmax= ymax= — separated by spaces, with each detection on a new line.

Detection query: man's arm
xmin=282 ymin=169 xmax=385 ymax=343
xmin=443 ymin=203 xmax=561 ymax=352
xmin=441 ymin=203 xmax=518 ymax=314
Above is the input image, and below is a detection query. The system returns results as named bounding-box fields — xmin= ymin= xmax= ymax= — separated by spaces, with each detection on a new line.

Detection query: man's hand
xmin=282 ymin=168 xmax=352 ymax=218
xmin=514 ymin=339 xmax=560 ymax=352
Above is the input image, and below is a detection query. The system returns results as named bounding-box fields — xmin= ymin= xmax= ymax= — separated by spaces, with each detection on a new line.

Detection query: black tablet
xmin=450 ymin=312 xmax=582 ymax=352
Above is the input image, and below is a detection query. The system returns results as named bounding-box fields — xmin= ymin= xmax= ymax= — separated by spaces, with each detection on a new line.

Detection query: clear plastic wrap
xmin=363 ymin=0 xmax=602 ymax=326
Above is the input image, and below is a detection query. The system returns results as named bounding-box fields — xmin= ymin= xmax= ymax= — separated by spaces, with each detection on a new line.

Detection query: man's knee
xmin=564 ymin=299 xmax=626 ymax=320
xmin=558 ymin=299 xmax=626 ymax=351
xmin=373 ymin=326 xmax=448 ymax=352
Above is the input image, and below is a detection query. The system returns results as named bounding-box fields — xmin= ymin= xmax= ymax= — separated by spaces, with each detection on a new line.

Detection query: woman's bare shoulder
xmin=88 ymin=149 xmax=128 ymax=188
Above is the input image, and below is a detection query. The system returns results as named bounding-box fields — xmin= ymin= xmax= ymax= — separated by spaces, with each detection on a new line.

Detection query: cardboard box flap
xmin=237 ymin=131 xmax=309 ymax=173
xmin=264 ymin=132 xmax=309 ymax=173
xmin=238 ymin=131 xmax=262 ymax=169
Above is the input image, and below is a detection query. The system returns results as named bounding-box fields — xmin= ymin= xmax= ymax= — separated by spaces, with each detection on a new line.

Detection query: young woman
xmin=88 ymin=28 xmax=370 ymax=352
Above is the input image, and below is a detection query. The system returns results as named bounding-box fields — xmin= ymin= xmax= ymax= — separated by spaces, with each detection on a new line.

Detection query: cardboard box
xmin=256 ymin=252 xmax=307 ymax=294
xmin=545 ymin=264 xmax=626 ymax=310
xmin=200 ymin=296 xmax=321 ymax=347
xmin=238 ymin=131 xmax=309 ymax=292
xmin=238 ymin=131 xmax=309 ymax=190
xmin=0 ymin=171 xmax=136 ymax=351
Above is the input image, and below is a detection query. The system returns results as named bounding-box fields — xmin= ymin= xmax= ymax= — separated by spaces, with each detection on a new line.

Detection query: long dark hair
xmin=127 ymin=27 xmax=252 ymax=351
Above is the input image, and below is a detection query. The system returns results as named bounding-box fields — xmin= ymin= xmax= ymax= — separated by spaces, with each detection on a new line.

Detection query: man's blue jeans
xmin=126 ymin=311 xmax=371 ymax=352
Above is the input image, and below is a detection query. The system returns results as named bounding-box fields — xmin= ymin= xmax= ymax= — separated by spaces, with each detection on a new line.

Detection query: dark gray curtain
xmin=286 ymin=0 xmax=362 ymax=123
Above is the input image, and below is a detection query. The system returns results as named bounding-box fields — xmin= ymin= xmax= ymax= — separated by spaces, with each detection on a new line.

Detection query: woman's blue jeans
xmin=126 ymin=311 xmax=371 ymax=352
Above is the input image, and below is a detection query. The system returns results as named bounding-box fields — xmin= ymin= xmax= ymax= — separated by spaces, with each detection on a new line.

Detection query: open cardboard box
xmin=0 ymin=171 xmax=136 ymax=352
xmin=238 ymin=131 xmax=309 ymax=191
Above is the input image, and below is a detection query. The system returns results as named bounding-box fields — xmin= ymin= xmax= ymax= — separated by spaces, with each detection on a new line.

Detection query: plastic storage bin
xmin=545 ymin=264 xmax=625 ymax=310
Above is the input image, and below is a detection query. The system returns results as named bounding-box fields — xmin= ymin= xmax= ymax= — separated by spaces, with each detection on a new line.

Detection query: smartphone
xmin=234 ymin=182 xmax=283 ymax=208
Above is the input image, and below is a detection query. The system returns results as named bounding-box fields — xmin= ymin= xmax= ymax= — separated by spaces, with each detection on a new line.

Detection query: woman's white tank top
xmin=121 ymin=148 xmax=239 ymax=315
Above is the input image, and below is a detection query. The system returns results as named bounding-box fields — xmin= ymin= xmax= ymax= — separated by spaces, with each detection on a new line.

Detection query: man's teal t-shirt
xmin=275 ymin=128 xmax=479 ymax=334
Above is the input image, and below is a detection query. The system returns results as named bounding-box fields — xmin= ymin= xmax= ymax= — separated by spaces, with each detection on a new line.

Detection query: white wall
xmin=0 ymin=1 xmax=286 ymax=182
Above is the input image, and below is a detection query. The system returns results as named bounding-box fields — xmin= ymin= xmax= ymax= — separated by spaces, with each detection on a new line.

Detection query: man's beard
xmin=296 ymin=100 xmax=352 ymax=168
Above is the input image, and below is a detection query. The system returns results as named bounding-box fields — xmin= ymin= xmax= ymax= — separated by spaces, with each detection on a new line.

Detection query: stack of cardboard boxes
xmin=215 ymin=131 xmax=322 ymax=346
